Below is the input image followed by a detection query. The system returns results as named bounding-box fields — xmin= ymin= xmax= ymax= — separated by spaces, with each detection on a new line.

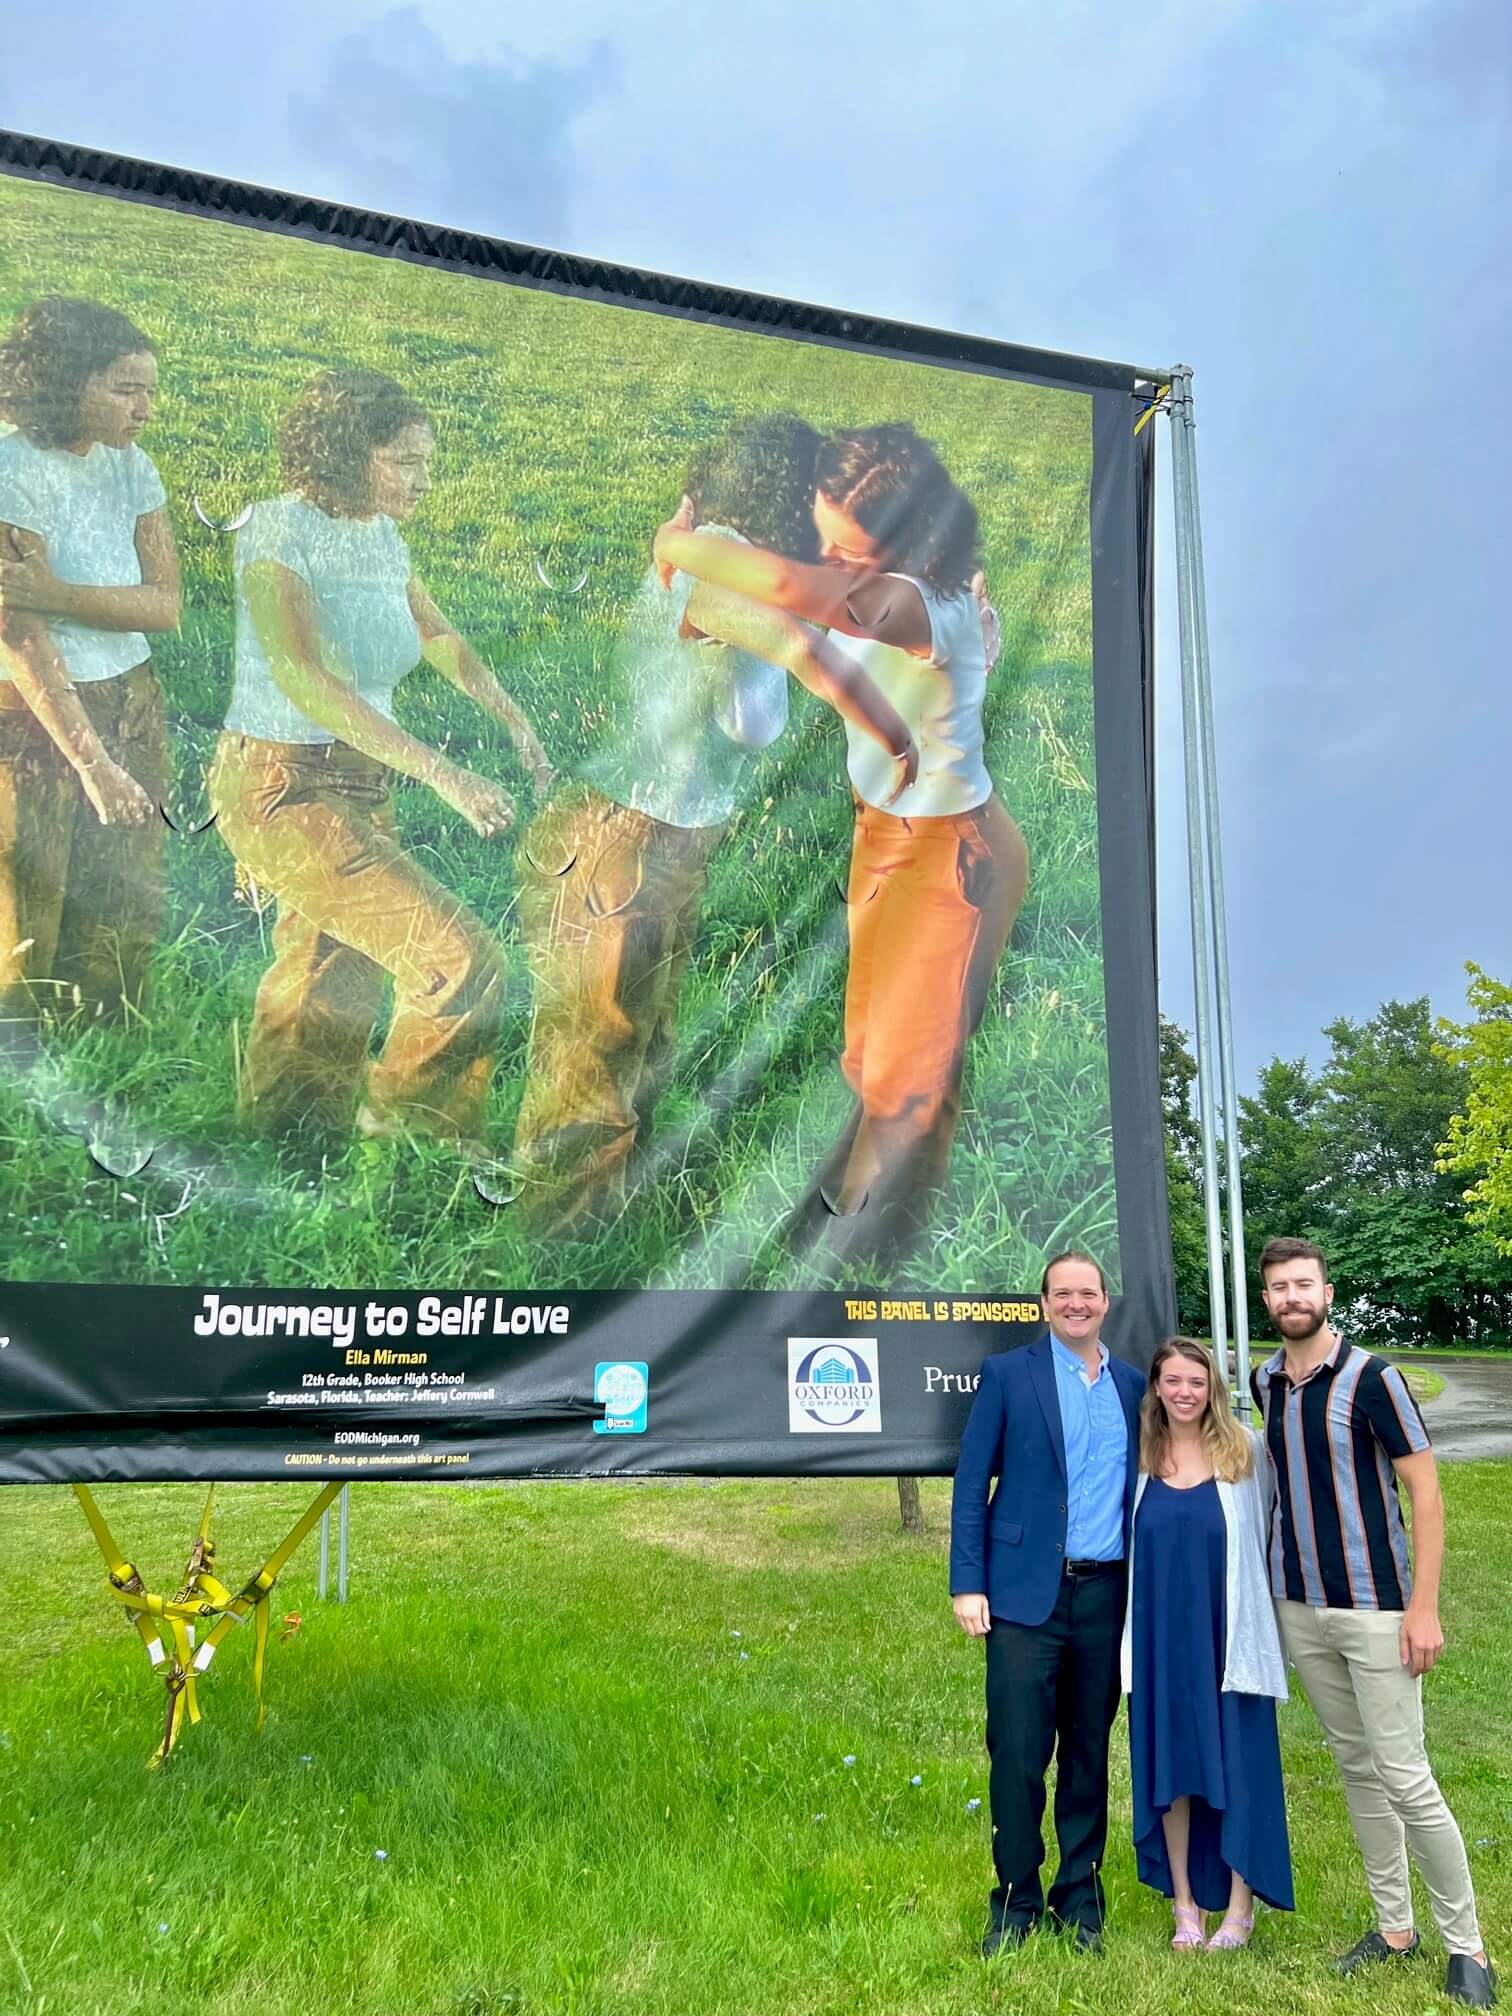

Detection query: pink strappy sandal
xmin=1207 ymin=1911 xmax=1255 ymax=1950
xmin=1172 ymin=1902 xmax=1208 ymax=1950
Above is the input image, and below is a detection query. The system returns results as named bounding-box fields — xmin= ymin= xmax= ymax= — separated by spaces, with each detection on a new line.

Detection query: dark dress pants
xmin=984 ymin=1563 xmax=1126 ymax=1930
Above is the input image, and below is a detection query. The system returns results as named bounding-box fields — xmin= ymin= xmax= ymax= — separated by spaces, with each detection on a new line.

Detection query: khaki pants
xmin=512 ymin=784 xmax=723 ymax=1234
xmin=815 ymin=792 xmax=1028 ymax=1262
xmin=0 ymin=664 xmax=165 ymax=1024
xmin=209 ymin=733 xmax=504 ymax=1142
xmin=1278 ymin=1600 xmax=1483 ymax=1955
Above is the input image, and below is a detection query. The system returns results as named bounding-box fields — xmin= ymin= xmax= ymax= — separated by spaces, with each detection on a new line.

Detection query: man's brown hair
xmin=1040 ymin=1250 xmax=1108 ymax=1298
xmin=1258 ymin=1236 xmax=1330 ymax=1285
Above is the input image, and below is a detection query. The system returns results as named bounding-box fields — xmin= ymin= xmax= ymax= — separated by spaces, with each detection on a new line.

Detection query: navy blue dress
xmin=1129 ymin=1477 xmax=1294 ymax=1913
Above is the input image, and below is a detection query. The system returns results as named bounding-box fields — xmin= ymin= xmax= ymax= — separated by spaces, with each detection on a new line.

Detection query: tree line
xmin=1163 ymin=966 xmax=1512 ymax=1347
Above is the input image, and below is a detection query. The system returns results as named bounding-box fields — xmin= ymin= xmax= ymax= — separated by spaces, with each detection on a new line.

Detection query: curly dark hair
xmin=279 ymin=369 xmax=431 ymax=518
xmin=682 ymin=412 xmax=821 ymax=562
xmin=815 ymin=423 xmax=981 ymax=592
xmin=0 ymin=297 xmax=155 ymax=451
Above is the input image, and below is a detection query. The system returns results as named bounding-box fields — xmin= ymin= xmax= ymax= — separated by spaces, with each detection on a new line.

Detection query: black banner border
xmin=0 ymin=127 xmax=1166 ymax=397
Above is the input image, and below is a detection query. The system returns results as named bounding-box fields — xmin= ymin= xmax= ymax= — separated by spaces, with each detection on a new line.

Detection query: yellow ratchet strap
xmin=193 ymin=1483 xmax=342 ymax=1731
xmin=1134 ymin=384 xmax=1171 ymax=435
xmin=73 ymin=1481 xmax=344 ymax=1767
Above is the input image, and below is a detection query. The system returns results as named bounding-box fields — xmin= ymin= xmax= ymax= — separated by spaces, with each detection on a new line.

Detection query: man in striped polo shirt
xmin=1253 ymin=1236 xmax=1495 ymax=2010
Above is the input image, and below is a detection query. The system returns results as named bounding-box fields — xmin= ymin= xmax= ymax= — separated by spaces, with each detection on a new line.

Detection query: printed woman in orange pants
xmin=654 ymin=423 xmax=1028 ymax=1268
xmin=514 ymin=413 xmax=917 ymax=1235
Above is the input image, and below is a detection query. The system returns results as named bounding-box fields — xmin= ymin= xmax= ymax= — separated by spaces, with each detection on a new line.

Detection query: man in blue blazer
xmin=950 ymin=1251 xmax=1146 ymax=1956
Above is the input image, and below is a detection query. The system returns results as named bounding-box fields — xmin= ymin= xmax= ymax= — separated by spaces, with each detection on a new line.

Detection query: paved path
xmin=1389 ymin=1356 xmax=1512 ymax=1462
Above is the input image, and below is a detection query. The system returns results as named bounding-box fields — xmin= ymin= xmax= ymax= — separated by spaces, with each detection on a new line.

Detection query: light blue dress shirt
xmin=1050 ymin=1332 xmax=1127 ymax=1561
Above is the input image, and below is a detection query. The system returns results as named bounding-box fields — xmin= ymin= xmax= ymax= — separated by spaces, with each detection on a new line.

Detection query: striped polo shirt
xmin=1250 ymin=1334 xmax=1432 ymax=1612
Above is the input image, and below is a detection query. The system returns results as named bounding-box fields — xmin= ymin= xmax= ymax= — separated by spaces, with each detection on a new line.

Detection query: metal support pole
xmin=1171 ymin=367 xmax=1253 ymax=1417
xmin=1166 ymin=367 xmax=1231 ymax=1390
xmin=336 ymin=1483 xmax=350 ymax=1604
xmin=317 ymin=1502 xmax=331 ymax=1600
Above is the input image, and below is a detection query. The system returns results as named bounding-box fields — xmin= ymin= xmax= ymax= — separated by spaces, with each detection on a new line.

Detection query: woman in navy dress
xmin=1121 ymin=1337 xmax=1294 ymax=1951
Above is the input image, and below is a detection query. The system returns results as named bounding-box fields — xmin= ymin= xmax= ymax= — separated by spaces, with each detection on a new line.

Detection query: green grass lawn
xmin=2 ymin=1467 xmax=1508 ymax=2016
xmin=0 ymin=174 xmax=1115 ymax=1296
xmin=1398 ymin=1365 xmax=1448 ymax=1404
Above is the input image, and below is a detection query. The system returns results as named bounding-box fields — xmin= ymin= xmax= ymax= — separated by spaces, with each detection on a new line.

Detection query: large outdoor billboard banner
xmin=0 ymin=132 xmax=1170 ymax=1482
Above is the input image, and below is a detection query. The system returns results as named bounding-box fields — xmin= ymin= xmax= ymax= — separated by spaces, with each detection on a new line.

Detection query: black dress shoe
xmin=1333 ymin=1929 xmax=1421 ymax=1974
xmin=981 ymin=1912 xmax=1040 ymax=1958
xmin=1446 ymin=1955 xmax=1498 ymax=2008
xmin=1045 ymin=1908 xmax=1105 ymax=1953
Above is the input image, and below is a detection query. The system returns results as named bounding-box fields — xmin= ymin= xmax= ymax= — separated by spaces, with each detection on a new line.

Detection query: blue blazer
xmin=949 ymin=1335 xmax=1145 ymax=1628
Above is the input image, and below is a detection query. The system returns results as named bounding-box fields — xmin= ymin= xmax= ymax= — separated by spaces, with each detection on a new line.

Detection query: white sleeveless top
xmin=841 ymin=576 xmax=991 ymax=817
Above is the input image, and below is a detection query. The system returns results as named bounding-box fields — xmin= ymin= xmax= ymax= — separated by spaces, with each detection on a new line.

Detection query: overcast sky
xmin=2 ymin=0 xmax=1506 ymax=1087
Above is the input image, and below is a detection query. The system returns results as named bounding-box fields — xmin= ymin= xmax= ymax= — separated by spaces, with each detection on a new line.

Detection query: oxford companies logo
xmin=593 ymin=1361 xmax=649 ymax=1435
xmin=787 ymin=1339 xmax=881 ymax=1434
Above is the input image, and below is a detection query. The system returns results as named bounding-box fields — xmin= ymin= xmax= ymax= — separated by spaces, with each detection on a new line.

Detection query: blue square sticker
xmin=593 ymin=1361 xmax=648 ymax=1435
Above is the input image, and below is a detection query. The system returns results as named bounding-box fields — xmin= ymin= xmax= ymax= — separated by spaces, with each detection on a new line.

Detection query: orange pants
xmin=209 ymin=733 xmax=504 ymax=1142
xmin=0 ymin=662 xmax=165 ymax=1025
xmin=816 ymin=792 xmax=1028 ymax=1266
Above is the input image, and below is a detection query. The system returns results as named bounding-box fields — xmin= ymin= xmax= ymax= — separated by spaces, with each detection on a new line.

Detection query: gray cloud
xmin=0 ymin=2 xmax=616 ymax=237
xmin=0 ymin=1 xmax=370 ymax=185
xmin=291 ymin=8 xmax=618 ymax=242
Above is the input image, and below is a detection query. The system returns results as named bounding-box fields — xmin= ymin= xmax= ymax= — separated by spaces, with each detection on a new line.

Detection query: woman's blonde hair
xmin=1139 ymin=1336 xmax=1252 ymax=1483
